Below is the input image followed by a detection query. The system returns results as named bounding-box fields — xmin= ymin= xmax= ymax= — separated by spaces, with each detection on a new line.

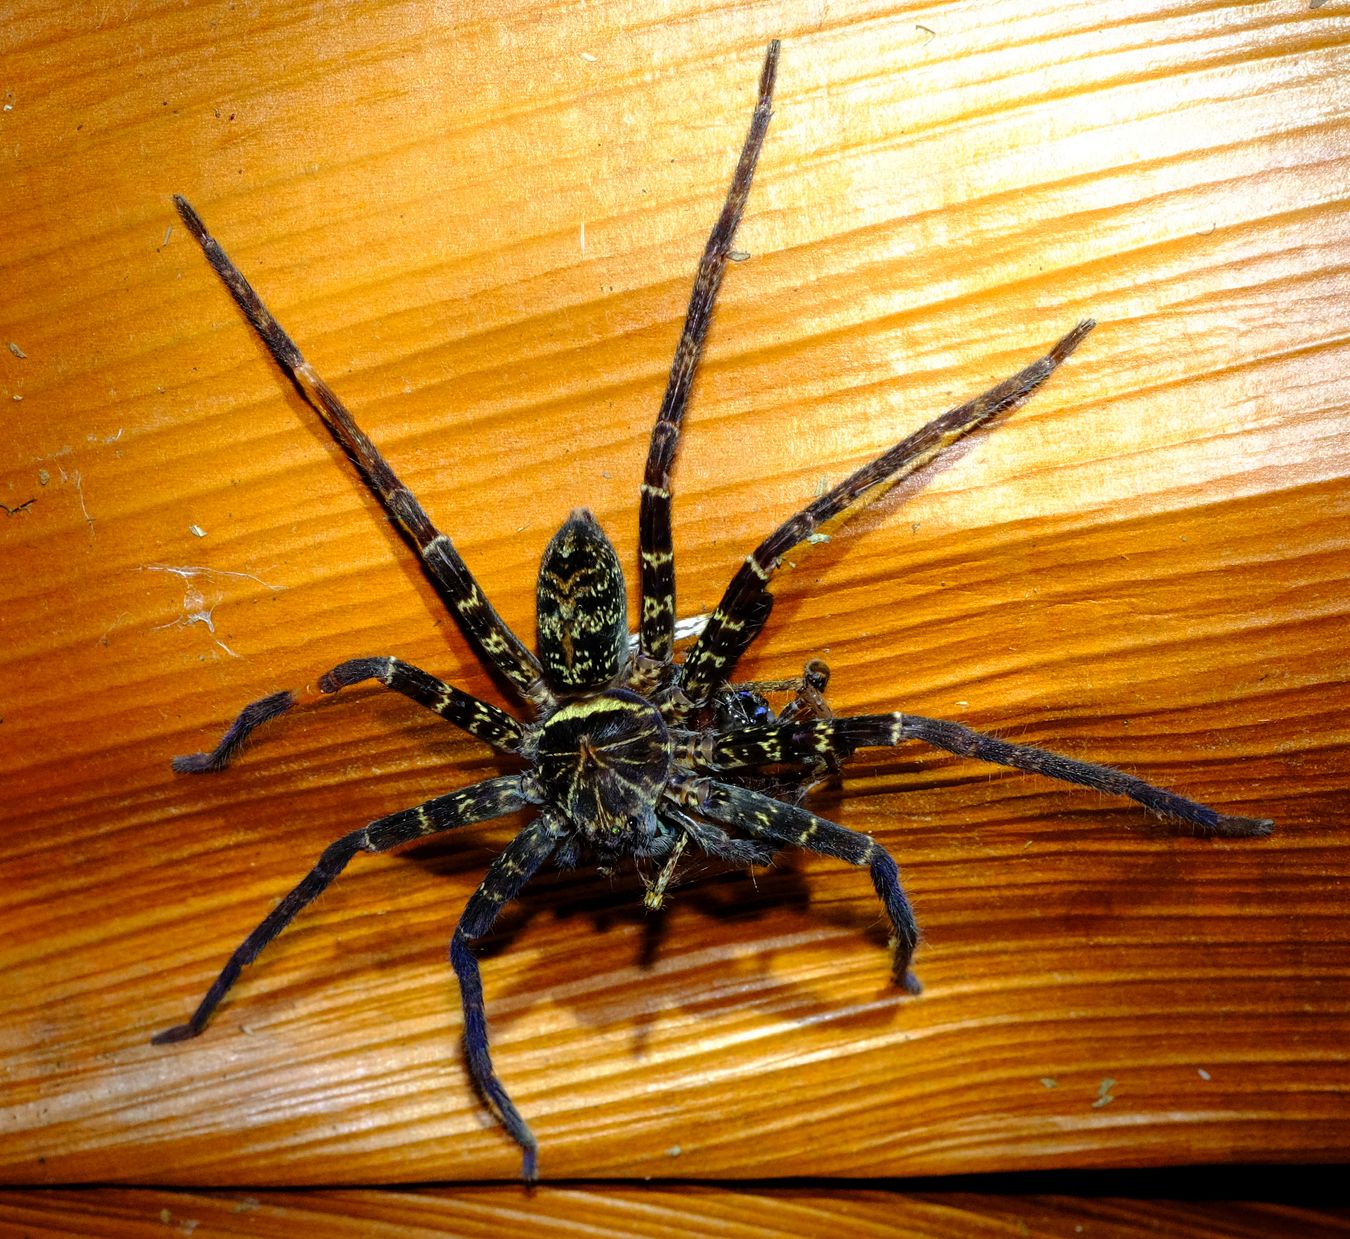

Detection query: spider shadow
xmin=390 ymin=773 xmax=920 ymax=1062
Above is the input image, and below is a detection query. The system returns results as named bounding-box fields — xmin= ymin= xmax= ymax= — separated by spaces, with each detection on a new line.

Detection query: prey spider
xmin=156 ymin=41 xmax=1273 ymax=1179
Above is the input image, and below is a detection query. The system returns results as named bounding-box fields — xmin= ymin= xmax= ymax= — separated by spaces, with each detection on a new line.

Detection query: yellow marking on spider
xmin=644 ymin=833 xmax=688 ymax=910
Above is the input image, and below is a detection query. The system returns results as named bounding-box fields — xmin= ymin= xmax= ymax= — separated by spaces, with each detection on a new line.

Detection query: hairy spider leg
xmin=173 ymin=656 xmax=526 ymax=774
xmin=172 ymin=196 xmax=550 ymax=708
xmin=318 ymin=657 xmax=525 ymax=754
xmin=679 ymin=776 xmax=923 ymax=994
xmin=658 ymin=800 xmax=776 ymax=868
xmin=151 ymin=775 xmax=528 ymax=1044
xmin=636 ymin=41 xmax=780 ymax=667
xmin=699 ymin=714 xmax=1276 ymax=837
xmin=716 ymin=658 xmax=833 ymax=724
xmin=642 ymin=831 xmax=688 ymax=910
xmin=171 ymin=689 xmax=298 ymax=774
xmin=676 ymin=320 xmax=1096 ymax=711
xmin=449 ymin=814 xmax=563 ymax=1182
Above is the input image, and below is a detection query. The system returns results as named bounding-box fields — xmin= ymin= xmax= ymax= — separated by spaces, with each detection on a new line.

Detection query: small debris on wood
xmin=1091 ymin=1077 xmax=1116 ymax=1108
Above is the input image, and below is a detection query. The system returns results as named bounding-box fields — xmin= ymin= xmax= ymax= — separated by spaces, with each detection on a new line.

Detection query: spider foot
xmin=895 ymin=965 xmax=923 ymax=996
xmin=172 ymin=690 xmax=296 ymax=773
xmin=1204 ymin=811 xmax=1275 ymax=837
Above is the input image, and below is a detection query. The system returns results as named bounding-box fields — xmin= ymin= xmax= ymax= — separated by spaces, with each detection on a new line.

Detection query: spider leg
xmin=449 ymin=813 xmax=562 ymax=1182
xmin=678 ymin=775 xmax=921 ymax=992
xmin=677 ymin=320 xmax=1096 ymax=709
xmin=637 ymin=41 xmax=779 ymax=666
xmin=717 ymin=658 xmax=831 ymax=723
xmin=698 ymin=714 xmax=1275 ymax=835
xmin=642 ymin=802 xmax=775 ymax=909
xmin=173 ymin=656 xmax=525 ymax=774
xmin=172 ymin=196 xmax=549 ymax=709
xmin=642 ymin=831 xmax=688 ymax=910
xmin=151 ymin=774 xmax=527 ymax=1044
xmin=318 ymin=657 xmax=525 ymax=754
xmin=660 ymin=801 xmax=775 ymax=867
xmin=170 ymin=689 xmax=297 ymax=774
xmin=774 ymin=659 xmax=833 ymax=724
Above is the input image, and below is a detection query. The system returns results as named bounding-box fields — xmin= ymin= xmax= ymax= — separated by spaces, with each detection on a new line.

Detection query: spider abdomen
xmin=536 ymin=510 xmax=628 ymax=691
xmin=533 ymin=689 xmax=672 ymax=845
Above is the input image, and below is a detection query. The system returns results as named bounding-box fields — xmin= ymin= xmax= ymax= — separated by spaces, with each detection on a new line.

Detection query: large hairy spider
xmin=155 ymin=41 xmax=1272 ymax=1179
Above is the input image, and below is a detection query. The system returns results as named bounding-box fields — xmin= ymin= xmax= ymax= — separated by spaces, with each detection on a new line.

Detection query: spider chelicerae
xmin=155 ymin=41 xmax=1273 ymax=1179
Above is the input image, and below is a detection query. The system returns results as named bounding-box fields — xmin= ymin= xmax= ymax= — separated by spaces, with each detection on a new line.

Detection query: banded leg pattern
xmin=173 ymin=196 xmax=547 ymax=706
xmin=677 ymin=320 xmax=1096 ymax=708
xmin=320 ymin=656 xmax=525 ymax=754
xmin=173 ymin=657 xmax=525 ymax=773
xmin=686 ymin=777 xmax=921 ymax=991
xmin=699 ymin=713 xmax=1274 ymax=836
xmin=450 ymin=813 xmax=562 ymax=1182
xmin=637 ymin=41 xmax=780 ymax=663
xmin=659 ymin=801 xmax=775 ymax=868
xmin=151 ymin=775 xmax=527 ymax=1044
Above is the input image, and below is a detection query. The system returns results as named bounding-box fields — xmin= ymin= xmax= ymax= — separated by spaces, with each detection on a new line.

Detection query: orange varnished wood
xmin=1 ymin=1188 xmax=1348 ymax=1239
xmin=1 ymin=0 xmax=1346 ymax=1191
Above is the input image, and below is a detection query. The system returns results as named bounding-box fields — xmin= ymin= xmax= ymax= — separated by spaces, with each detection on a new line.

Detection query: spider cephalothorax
xmin=531 ymin=688 xmax=672 ymax=852
xmin=155 ymin=41 xmax=1272 ymax=1180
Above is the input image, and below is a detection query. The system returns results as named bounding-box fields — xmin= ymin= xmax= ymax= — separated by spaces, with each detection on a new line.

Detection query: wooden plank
xmin=0 ymin=1188 xmax=1347 ymax=1239
xmin=1 ymin=0 xmax=1345 ymax=1185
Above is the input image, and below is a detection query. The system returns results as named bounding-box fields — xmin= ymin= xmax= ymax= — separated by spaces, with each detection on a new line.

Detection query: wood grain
xmin=1 ymin=1187 xmax=1348 ymax=1239
xmin=1 ymin=0 xmax=1346 ymax=1191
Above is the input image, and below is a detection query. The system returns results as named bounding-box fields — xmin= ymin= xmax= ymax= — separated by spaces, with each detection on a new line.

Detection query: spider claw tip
xmin=150 ymin=1023 xmax=196 ymax=1045
xmin=171 ymin=752 xmax=217 ymax=774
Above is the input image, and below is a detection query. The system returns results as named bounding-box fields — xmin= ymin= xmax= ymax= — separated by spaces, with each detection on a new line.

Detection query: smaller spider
xmin=154 ymin=41 xmax=1273 ymax=1180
